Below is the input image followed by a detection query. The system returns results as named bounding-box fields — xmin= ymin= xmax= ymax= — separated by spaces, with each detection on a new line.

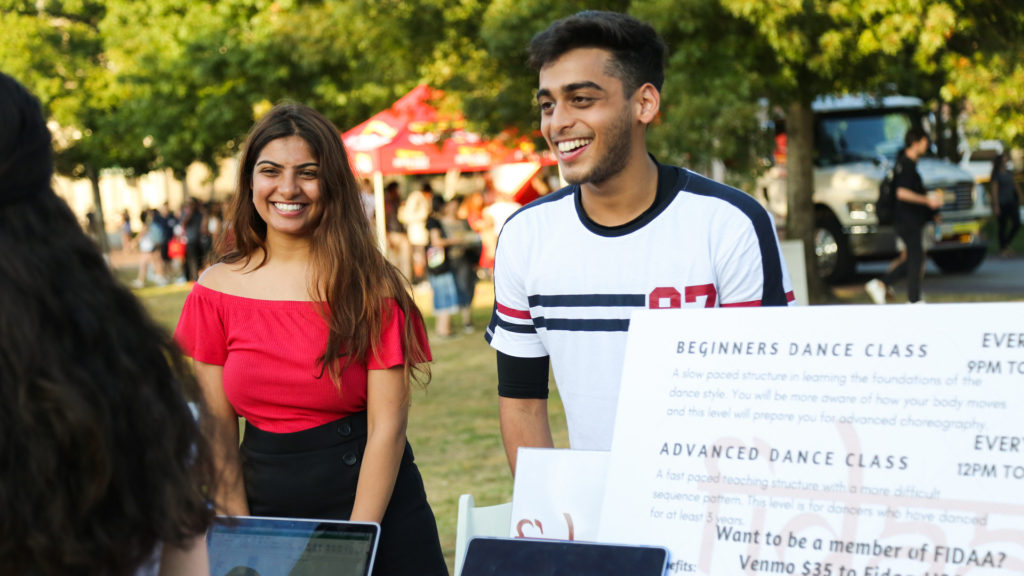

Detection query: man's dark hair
xmin=528 ymin=10 xmax=666 ymax=95
xmin=904 ymin=126 xmax=929 ymax=148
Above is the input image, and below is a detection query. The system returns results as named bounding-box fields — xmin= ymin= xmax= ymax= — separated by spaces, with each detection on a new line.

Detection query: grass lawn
xmin=128 ymin=276 xmax=568 ymax=574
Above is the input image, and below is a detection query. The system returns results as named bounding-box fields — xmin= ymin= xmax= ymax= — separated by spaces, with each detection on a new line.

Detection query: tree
xmin=467 ymin=2 xmax=1024 ymax=302
xmin=462 ymin=0 xmax=628 ymax=139
xmin=0 ymin=0 xmax=154 ymax=255
xmin=101 ymin=0 xmax=268 ymax=198
xmin=642 ymin=0 xmax=973 ymax=302
xmin=101 ymin=0 xmax=471 ymax=196
xmin=940 ymin=7 xmax=1024 ymax=151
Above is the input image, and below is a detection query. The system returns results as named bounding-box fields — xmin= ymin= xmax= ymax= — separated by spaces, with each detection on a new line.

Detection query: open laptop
xmin=207 ymin=515 xmax=380 ymax=576
xmin=460 ymin=537 xmax=669 ymax=576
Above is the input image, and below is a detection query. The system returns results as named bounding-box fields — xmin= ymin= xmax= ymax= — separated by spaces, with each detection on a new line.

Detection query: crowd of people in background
xmin=120 ymin=199 xmax=226 ymax=288
xmin=103 ymin=172 xmax=545 ymax=299
xmin=90 ymin=171 xmax=546 ymax=342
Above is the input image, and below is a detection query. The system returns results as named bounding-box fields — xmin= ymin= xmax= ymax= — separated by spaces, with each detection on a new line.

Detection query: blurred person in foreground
xmin=0 ymin=72 xmax=215 ymax=575
xmin=865 ymin=127 xmax=944 ymax=304
xmin=991 ymin=152 xmax=1021 ymax=258
xmin=487 ymin=11 xmax=794 ymax=474
xmin=174 ymin=102 xmax=447 ymax=575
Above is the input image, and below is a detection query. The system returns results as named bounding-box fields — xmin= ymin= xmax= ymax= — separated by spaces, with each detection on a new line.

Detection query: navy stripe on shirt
xmin=532 ymin=316 xmax=631 ymax=332
xmin=683 ymin=171 xmax=788 ymax=306
xmin=527 ymin=293 xmax=647 ymax=308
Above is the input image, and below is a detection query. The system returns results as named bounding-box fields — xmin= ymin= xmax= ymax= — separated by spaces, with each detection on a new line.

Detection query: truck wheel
xmin=814 ymin=214 xmax=854 ymax=283
xmin=930 ymin=246 xmax=987 ymax=274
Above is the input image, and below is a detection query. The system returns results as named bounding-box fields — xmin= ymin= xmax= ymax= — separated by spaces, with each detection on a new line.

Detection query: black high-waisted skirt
xmin=240 ymin=411 xmax=448 ymax=576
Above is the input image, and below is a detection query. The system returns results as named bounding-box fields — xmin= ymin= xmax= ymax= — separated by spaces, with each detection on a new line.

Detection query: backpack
xmin=876 ymin=167 xmax=896 ymax=225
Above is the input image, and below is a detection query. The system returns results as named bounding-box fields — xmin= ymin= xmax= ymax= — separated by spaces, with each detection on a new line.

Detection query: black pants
xmin=882 ymin=218 xmax=925 ymax=303
xmin=998 ymin=201 xmax=1021 ymax=251
xmin=240 ymin=412 xmax=448 ymax=576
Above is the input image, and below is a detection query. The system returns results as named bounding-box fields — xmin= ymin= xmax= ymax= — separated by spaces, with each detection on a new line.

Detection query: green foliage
xmin=940 ymin=6 xmax=1024 ymax=150
xmin=634 ymin=0 xmax=775 ymax=178
xmin=463 ymin=0 xmax=628 ymax=139
xmin=3 ymin=0 xmax=1021 ymax=203
xmin=0 ymin=0 xmax=152 ymax=177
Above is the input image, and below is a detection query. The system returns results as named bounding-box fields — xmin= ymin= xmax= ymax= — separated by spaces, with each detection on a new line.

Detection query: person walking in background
xmin=458 ymin=189 xmax=489 ymax=277
xmin=174 ymin=103 xmax=447 ymax=576
xmin=473 ymin=179 xmax=505 ymax=278
xmin=134 ymin=207 xmax=168 ymax=288
xmin=384 ymin=181 xmax=412 ymax=281
xmin=865 ymin=127 xmax=944 ymax=304
xmin=120 ymin=208 xmax=135 ymax=252
xmin=182 ymin=197 xmax=206 ymax=282
xmin=84 ymin=209 xmax=102 ymax=246
xmin=359 ymin=177 xmax=376 ymax=222
xmin=399 ymin=179 xmax=432 ymax=282
xmin=991 ymin=152 xmax=1021 ymax=258
xmin=155 ymin=201 xmax=176 ymax=274
xmin=488 ymin=11 xmax=794 ymax=473
xmin=480 ymin=188 xmax=521 ymax=260
xmin=439 ymin=195 xmax=480 ymax=332
xmin=424 ymin=194 xmax=460 ymax=339
xmin=204 ymin=200 xmax=223 ymax=265
xmin=0 ymin=71 xmax=216 ymax=576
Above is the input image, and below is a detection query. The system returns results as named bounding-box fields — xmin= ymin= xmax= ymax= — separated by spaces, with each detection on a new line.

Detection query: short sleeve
xmin=366 ymin=300 xmax=432 ymax=370
xmin=425 ymin=217 xmax=441 ymax=234
xmin=892 ymin=155 xmax=921 ymax=194
xmin=486 ymin=217 xmax=549 ymax=358
xmin=174 ymin=285 xmax=228 ymax=365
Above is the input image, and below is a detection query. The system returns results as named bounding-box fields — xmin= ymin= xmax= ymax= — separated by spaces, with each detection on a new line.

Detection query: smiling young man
xmin=486 ymin=11 xmax=795 ymax=473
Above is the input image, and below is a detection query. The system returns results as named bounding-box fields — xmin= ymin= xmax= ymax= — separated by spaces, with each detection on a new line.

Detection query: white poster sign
xmin=598 ymin=303 xmax=1024 ymax=576
xmin=510 ymin=448 xmax=609 ymax=541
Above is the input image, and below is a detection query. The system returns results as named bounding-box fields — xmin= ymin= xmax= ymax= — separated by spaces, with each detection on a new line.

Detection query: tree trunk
xmin=784 ymin=100 xmax=826 ymax=304
xmin=87 ymin=166 xmax=111 ymax=258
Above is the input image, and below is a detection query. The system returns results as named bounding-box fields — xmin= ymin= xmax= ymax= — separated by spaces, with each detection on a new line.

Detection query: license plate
xmin=936 ymin=221 xmax=981 ymax=243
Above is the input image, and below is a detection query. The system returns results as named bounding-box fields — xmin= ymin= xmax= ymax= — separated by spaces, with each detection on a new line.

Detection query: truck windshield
xmin=815 ymin=109 xmax=917 ymax=166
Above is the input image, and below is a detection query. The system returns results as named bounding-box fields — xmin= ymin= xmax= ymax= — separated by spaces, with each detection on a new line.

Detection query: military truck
xmin=758 ymin=95 xmax=991 ymax=283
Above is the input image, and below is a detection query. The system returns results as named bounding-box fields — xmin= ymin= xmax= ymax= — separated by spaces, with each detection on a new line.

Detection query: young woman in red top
xmin=175 ymin=103 xmax=447 ymax=575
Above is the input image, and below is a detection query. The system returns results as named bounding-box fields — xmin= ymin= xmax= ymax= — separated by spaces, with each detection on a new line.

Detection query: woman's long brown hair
xmin=222 ymin=103 xmax=430 ymax=390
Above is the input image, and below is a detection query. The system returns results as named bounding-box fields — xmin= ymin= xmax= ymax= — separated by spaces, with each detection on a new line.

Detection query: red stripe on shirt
xmin=721 ymin=299 xmax=762 ymax=308
xmin=722 ymin=291 xmax=794 ymax=307
xmin=496 ymin=302 xmax=532 ymax=319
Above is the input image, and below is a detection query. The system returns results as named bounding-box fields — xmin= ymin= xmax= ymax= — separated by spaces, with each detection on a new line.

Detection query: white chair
xmin=454 ymin=494 xmax=512 ymax=576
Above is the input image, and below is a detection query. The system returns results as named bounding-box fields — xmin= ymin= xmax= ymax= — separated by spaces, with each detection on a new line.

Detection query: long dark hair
xmin=0 ymin=73 xmax=216 ymax=575
xmin=222 ymin=103 xmax=430 ymax=389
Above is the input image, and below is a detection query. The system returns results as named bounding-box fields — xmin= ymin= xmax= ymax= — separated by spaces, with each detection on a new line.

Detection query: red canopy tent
xmin=342 ymin=84 xmax=544 ymax=176
xmin=341 ymin=84 xmax=553 ymax=249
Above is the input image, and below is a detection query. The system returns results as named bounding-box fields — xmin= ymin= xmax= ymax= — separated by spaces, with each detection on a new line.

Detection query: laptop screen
xmin=207 ymin=516 xmax=379 ymax=576
xmin=461 ymin=537 xmax=669 ymax=576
